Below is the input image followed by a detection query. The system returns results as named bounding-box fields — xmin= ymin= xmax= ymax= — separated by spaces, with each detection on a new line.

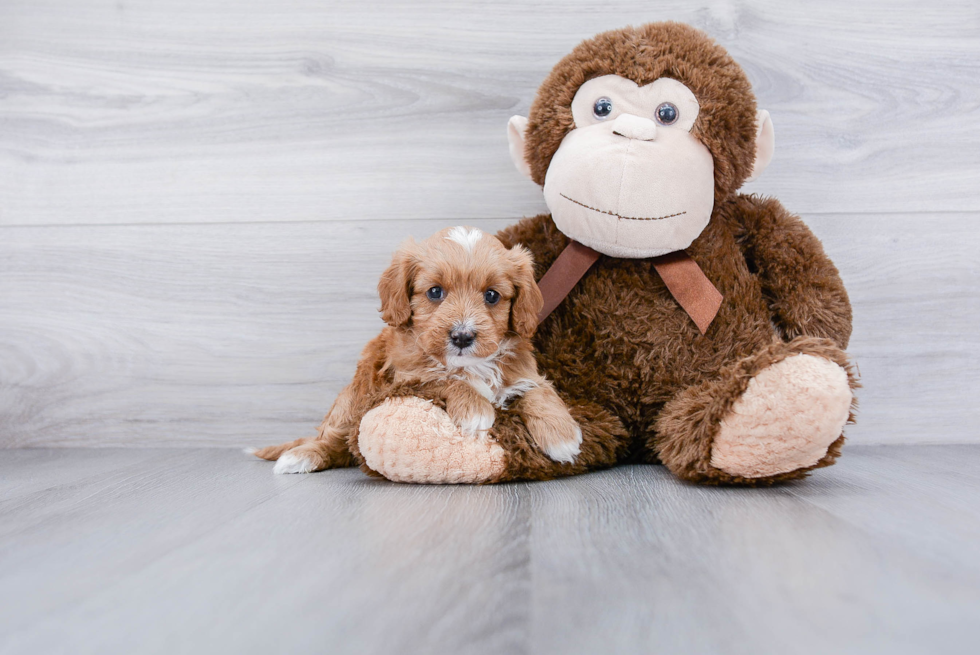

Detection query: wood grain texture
xmin=1 ymin=0 xmax=978 ymax=227
xmin=1 ymin=214 xmax=977 ymax=448
xmin=1 ymin=1 xmax=978 ymax=449
xmin=0 ymin=218 xmax=501 ymax=447
xmin=0 ymin=446 xmax=978 ymax=654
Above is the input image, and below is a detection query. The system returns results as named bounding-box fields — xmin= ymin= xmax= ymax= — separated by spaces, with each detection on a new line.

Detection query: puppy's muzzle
xmin=449 ymin=328 xmax=476 ymax=350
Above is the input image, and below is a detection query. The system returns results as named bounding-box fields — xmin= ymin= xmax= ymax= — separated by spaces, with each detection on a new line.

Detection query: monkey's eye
xmin=656 ymin=102 xmax=679 ymax=125
xmin=484 ymin=289 xmax=501 ymax=305
xmin=593 ymin=97 xmax=613 ymax=120
xmin=426 ymin=286 xmax=444 ymax=301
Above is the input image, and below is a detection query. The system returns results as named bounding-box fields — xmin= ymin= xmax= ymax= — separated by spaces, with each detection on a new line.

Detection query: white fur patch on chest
xmin=493 ymin=378 xmax=538 ymax=409
xmin=468 ymin=374 xmax=537 ymax=409
xmin=445 ymin=226 xmax=483 ymax=252
xmin=446 ymin=350 xmax=537 ymax=409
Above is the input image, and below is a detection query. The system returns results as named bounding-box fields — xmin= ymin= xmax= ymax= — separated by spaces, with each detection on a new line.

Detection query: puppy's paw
xmin=455 ymin=406 xmax=496 ymax=439
xmin=446 ymin=386 xmax=497 ymax=439
xmin=527 ymin=413 xmax=583 ymax=464
xmin=273 ymin=452 xmax=316 ymax=475
xmin=543 ymin=424 xmax=583 ymax=463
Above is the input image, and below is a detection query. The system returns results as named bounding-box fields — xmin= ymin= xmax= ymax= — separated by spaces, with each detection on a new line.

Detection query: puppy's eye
xmin=593 ymin=97 xmax=613 ymax=120
xmin=426 ymin=286 xmax=444 ymax=301
xmin=484 ymin=289 xmax=501 ymax=305
xmin=656 ymin=102 xmax=679 ymax=125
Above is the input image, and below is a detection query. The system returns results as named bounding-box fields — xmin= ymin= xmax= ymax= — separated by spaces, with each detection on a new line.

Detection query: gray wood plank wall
xmin=2 ymin=0 xmax=978 ymax=447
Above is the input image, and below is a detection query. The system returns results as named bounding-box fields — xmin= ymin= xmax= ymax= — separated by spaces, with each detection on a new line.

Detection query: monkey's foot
xmin=709 ymin=354 xmax=852 ymax=478
xmin=656 ymin=337 xmax=857 ymax=484
xmin=358 ymin=396 xmax=507 ymax=484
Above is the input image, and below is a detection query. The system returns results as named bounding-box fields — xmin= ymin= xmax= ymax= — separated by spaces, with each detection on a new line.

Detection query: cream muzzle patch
xmin=542 ymin=75 xmax=715 ymax=259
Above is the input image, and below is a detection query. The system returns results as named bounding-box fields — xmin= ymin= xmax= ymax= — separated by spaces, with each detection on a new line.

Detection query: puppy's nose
xmin=450 ymin=329 xmax=476 ymax=350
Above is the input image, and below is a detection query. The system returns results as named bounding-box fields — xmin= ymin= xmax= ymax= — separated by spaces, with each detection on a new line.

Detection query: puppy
xmin=251 ymin=226 xmax=583 ymax=474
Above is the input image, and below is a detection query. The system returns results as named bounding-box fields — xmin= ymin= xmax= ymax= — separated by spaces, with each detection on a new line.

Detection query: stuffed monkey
xmin=272 ymin=22 xmax=858 ymax=485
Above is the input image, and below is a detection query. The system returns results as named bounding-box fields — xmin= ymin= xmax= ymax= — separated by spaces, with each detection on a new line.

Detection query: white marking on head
xmin=445 ymin=226 xmax=483 ymax=252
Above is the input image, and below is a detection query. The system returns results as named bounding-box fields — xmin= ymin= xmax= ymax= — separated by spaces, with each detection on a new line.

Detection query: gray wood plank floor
xmin=1 ymin=445 xmax=978 ymax=655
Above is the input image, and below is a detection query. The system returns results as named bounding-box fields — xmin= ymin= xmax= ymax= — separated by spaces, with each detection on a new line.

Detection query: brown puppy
xmin=251 ymin=226 xmax=582 ymax=474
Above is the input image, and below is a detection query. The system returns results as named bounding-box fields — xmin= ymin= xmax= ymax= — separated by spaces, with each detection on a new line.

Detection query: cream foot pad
xmin=710 ymin=354 xmax=852 ymax=478
xmin=358 ymin=396 xmax=507 ymax=484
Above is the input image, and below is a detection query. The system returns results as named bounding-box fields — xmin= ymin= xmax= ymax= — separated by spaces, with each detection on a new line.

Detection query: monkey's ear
xmin=746 ymin=109 xmax=775 ymax=183
xmin=507 ymin=115 xmax=533 ymax=180
xmin=378 ymin=241 xmax=417 ymax=327
xmin=508 ymin=245 xmax=544 ymax=338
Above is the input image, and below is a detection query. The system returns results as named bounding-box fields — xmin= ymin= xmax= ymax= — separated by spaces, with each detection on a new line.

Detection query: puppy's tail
xmin=245 ymin=437 xmax=310 ymax=461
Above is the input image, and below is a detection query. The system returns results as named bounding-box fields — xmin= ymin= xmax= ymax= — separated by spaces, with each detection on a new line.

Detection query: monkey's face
xmin=508 ymin=22 xmax=775 ymax=260
xmin=544 ymin=75 xmax=715 ymax=258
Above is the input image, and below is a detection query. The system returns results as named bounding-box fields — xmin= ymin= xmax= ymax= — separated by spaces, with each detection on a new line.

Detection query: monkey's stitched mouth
xmin=560 ymin=193 xmax=686 ymax=221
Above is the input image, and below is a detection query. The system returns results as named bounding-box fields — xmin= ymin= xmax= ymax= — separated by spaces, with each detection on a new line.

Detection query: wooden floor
xmin=1 ymin=445 xmax=978 ymax=654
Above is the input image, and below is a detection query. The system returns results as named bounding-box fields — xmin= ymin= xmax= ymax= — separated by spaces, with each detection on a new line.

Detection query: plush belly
xmin=533 ymin=254 xmax=775 ymax=423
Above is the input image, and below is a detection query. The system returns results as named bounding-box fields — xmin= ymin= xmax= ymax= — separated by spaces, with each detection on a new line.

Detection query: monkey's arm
xmin=728 ymin=194 xmax=853 ymax=348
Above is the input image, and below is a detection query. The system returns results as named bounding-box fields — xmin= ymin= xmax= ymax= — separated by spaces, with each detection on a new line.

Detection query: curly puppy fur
xmin=252 ymin=227 xmax=584 ymax=474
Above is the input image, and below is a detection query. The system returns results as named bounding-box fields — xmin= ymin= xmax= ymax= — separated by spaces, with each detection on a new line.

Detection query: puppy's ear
xmin=508 ymin=245 xmax=543 ymax=338
xmin=378 ymin=240 xmax=418 ymax=327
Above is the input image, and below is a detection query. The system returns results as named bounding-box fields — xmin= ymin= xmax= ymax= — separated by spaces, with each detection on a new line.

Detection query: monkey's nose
xmin=450 ymin=329 xmax=476 ymax=350
xmin=612 ymin=114 xmax=658 ymax=141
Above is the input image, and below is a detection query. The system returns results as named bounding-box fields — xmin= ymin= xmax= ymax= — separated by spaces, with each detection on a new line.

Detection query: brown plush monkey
xmin=492 ymin=22 xmax=858 ymax=484
xmin=269 ymin=22 xmax=858 ymax=485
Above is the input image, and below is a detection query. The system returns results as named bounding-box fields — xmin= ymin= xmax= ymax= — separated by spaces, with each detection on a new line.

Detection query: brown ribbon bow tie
xmin=535 ymin=241 xmax=723 ymax=335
